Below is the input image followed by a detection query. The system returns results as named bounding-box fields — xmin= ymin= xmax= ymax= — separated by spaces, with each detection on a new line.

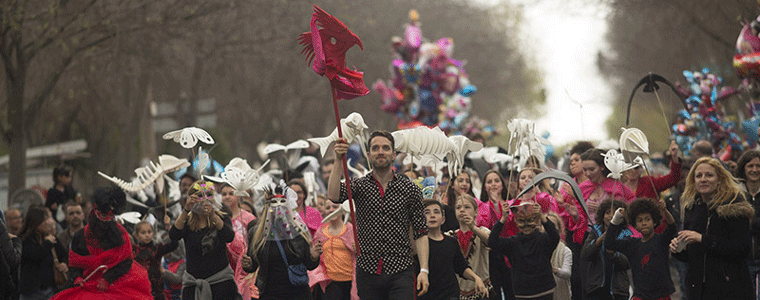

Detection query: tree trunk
xmin=7 ymin=68 xmax=26 ymax=199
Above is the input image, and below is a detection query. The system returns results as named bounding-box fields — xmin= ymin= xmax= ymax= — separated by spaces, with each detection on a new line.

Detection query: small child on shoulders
xmin=605 ymin=198 xmax=676 ymax=300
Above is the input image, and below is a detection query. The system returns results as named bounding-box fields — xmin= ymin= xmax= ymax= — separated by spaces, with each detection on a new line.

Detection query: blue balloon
xmin=459 ymin=84 xmax=477 ymax=97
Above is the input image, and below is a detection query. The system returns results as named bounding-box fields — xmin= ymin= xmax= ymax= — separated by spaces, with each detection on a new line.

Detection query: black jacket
xmin=580 ymin=224 xmax=630 ymax=298
xmin=673 ymin=195 xmax=755 ymax=300
xmin=19 ymin=235 xmax=66 ymax=295
xmin=740 ymin=181 xmax=760 ymax=260
xmin=0 ymin=214 xmax=21 ymax=300
xmin=244 ymin=235 xmax=319 ymax=293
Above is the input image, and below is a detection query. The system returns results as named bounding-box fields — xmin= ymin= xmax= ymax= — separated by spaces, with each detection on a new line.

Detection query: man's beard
xmin=372 ymin=156 xmax=392 ymax=170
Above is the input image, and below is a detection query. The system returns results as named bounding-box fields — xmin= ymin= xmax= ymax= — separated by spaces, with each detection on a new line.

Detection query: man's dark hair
xmin=367 ymin=130 xmax=395 ymax=152
xmin=569 ymin=141 xmax=594 ymax=156
xmin=627 ymin=198 xmax=662 ymax=227
xmin=64 ymin=200 xmax=81 ymax=211
xmin=595 ymin=199 xmax=627 ymax=226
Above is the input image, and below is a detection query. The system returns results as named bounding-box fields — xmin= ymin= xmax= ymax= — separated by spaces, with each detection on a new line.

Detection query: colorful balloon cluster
xmin=734 ymin=15 xmax=760 ymax=82
xmin=373 ymin=10 xmax=490 ymax=137
xmin=735 ymin=15 xmax=760 ymax=148
xmin=671 ymin=69 xmax=740 ymax=156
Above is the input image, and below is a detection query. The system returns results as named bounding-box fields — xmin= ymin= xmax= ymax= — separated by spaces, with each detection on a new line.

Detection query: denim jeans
xmin=749 ymin=259 xmax=760 ymax=300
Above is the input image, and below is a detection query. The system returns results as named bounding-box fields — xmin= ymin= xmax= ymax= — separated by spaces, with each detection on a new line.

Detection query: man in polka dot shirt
xmin=328 ymin=130 xmax=430 ymax=299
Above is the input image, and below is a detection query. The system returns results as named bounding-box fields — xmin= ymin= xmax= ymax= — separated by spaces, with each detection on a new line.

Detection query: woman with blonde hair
xmin=242 ymin=184 xmax=321 ymax=299
xmin=169 ymin=180 xmax=241 ymax=299
xmin=670 ymin=157 xmax=754 ymax=300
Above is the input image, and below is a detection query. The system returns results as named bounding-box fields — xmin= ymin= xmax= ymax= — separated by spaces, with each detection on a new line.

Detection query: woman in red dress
xmin=51 ymin=187 xmax=151 ymax=300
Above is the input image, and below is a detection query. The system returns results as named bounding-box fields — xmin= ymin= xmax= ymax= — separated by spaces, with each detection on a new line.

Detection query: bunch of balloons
xmin=373 ymin=10 xmax=486 ymax=136
xmin=734 ymin=14 xmax=760 ymax=147
xmin=671 ymin=68 xmax=740 ymax=156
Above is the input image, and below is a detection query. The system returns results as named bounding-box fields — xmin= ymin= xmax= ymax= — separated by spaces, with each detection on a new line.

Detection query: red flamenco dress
xmin=51 ymin=223 xmax=151 ymax=300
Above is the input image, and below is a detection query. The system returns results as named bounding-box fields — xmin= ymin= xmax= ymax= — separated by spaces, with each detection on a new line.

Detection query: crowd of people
xmin=0 ymin=132 xmax=759 ymax=300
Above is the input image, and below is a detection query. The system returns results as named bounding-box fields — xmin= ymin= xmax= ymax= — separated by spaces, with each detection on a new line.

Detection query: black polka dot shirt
xmin=338 ymin=172 xmax=428 ymax=275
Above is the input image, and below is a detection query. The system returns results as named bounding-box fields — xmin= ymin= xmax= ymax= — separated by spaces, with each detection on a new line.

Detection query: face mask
xmin=190 ymin=182 xmax=216 ymax=215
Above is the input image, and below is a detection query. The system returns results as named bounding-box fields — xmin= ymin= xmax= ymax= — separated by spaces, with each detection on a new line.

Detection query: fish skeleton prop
xmin=392 ymin=126 xmax=454 ymax=160
xmin=308 ymin=112 xmax=369 ymax=158
xmin=446 ymin=135 xmax=483 ymax=176
xmin=98 ymin=155 xmax=190 ymax=193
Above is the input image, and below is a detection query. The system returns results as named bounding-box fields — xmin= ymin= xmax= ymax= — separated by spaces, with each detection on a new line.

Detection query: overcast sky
xmin=475 ymin=0 xmax=614 ymax=146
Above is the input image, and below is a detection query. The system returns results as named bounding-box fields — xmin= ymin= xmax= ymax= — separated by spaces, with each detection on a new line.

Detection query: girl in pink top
xmin=221 ymin=184 xmax=257 ymax=239
xmin=289 ymin=180 xmax=323 ymax=236
xmin=477 ymin=170 xmax=510 ymax=229
xmin=221 ymin=184 xmax=257 ymax=299
xmin=310 ymin=201 xmax=359 ymax=300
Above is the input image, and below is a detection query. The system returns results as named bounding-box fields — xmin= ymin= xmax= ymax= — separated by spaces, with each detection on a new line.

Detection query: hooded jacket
xmin=673 ymin=195 xmax=755 ymax=300
xmin=739 ymin=181 xmax=760 ymax=260
xmin=580 ymin=224 xmax=631 ymax=298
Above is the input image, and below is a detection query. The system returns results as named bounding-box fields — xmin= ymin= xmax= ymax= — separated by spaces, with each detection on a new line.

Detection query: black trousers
xmin=356 ymin=265 xmax=415 ymax=300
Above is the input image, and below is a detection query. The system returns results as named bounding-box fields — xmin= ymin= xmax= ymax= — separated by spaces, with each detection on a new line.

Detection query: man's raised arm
xmin=327 ymin=139 xmax=348 ymax=202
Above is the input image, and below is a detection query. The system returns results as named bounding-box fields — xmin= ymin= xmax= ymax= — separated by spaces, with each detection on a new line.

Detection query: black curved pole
xmin=625 ymin=73 xmax=688 ymax=127
xmin=516 ymin=171 xmax=590 ymax=224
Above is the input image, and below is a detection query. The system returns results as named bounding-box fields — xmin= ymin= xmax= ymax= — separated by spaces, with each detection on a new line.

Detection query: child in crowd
xmin=453 ymin=195 xmax=495 ymax=300
xmin=422 ymin=200 xmax=488 ymax=300
xmin=547 ymin=212 xmax=572 ymax=300
xmin=580 ymin=199 xmax=630 ymax=300
xmin=605 ymin=199 xmax=676 ymax=300
xmin=161 ymin=238 xmax=186 ymax=300
xmin=132 ymin=220 xmax=179 ymax=300
xmin=488 ymin=201 xmax=559 ymax=300
xmin=310 ymin=200 xmax=358 ymax=300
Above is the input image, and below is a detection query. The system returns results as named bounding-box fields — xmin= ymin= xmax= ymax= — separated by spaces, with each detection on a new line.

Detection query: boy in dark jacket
xmin=489 ymin=201 xmax=559 ymax=300
xmin=581 ymin=199 xmax=631 ymax=300
xmin=605 ymin=199 xmax=676 ymax=300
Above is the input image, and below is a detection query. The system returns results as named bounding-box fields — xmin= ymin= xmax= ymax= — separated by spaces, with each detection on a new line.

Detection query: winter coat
xmin=580 ymin=224 xmax=630 ymax=298
xmin=739 ymin=181 xmax=760 ymax=260
xmin=673 ymin=195 xmax=755 ymax=300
